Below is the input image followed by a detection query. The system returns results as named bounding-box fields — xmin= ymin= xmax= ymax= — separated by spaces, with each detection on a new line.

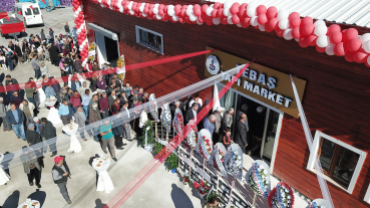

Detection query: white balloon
xmin=227 ymin=16 xmax=233 ymax=24
xmin=127 ymin=1 xmax=133 ymax=10
xmin=237 ymin=23 xmax=242 ymax=27
xmin=325 ymin=44 xmax=335 ymax=56
xmin=172 ymin=15 xmax=179 ymax=21
xmin=213 ymin=17 xmax=221 ymax=25
xmin=367 ymin=54 xmax=370 ymax=65
xmin=142 ymin=13 xmax=147 ymax=17
xmin=362 ymin=41 xmax=370 ymax=53
xmin=314 ymin=24 xmax=328 ymax=36
xmin=189 ymin=14 xmax=197 ymax=22
xmin=153 ymin=8 xmax=159 ymax=14
xmin=186 ymin=5 xmax=194 ymax=16
xmin=361 ymin=33 xmax=370 ymax=43
xmin=259 ymin=25 xmax=265 ymax=31
xmin=156 ymin=14 xmax=162 ymax=20
xmin=277 ymin=10 xmax=289 ymax=20
xmin=168 ymin=8 xmax=175 ymax=16
xmin=250 ymin=16 xmax=259 ymax=26
xmin=314 ymin=19 xmax=325 ymax=27
xmin=139 ymin=3 xmax=145 ymax=12
xmin=278 ymin=19 xmax=290 ymax=30
xmin=283 ymin=29 xmax=293 ymax=40
xmin=316 ymin=35 xmax=329 ymax=47
xmin=247 ymin=5 xmax=257 ymax=17
xmin=206 ymin=5 xmax=213 ymax=16
xmin=223 ymin=2 xmax=232 ymax=17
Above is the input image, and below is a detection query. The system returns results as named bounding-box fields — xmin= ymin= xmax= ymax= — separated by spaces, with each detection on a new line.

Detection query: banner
xmin=224 ymin=144 xmax=243 ymax=180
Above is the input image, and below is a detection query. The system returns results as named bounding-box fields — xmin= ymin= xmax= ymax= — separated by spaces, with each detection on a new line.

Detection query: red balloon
xmin=218 ymin=8 xmax=225 ymax=18
xmin=257 ymin=14 xmax=268 ymax=25
xmin=344 ymin=52 xmax=354 ymax=62
xmin=316 ymin=45 xmax=326 ymax=53
xmin=213 ymin=2 xmax=221 ymax=9
xmin=256 ymin=5 xmax=267 ymax=15
xmin=301 ymin=16 xmax=313 ymax=25
xmin=206 ymin=16 xmax=213 ymax=26
xmin=301 ymin=23 xmax=314 ymax=36
xmin=198 ymin=14 xmax=206 ymax=23
xmin=174 ymin=5 xmax=181 ymax=15
xmin=327 ymin=24 xmax=341 ymax=36
xmin=230 ymin=3 xmax=240 ymax=14
xmin=266 ymin=18 xmax=279 ymax=30
xmin=333 ymin=42 xmax=345 ymax=56
xmin=232 ymin=14 xmax=240 ymax=24
xmin=275 ymin=28 xmax=284 ymax=37
xmin=299 ymin=38 xmax=309 ymax=48
xmin=221 ymin=17 xmax=228 ymax=25
xmin=347 ymin=38 xmax=362 ymax=52
xmin=288 ymin=12 xmax=300 ymax=20
xmin=241 ymin=17 xmax=251 ymax=28
xmin=292 ymin=27 xmax=301 ymax=39
xmin=341 ymin=29 xmax=347 ymax=42
xmin=353 ymin=52 xmax=368 ymax=63
xmin=266 ymin=6 xmax=277 ymax=19
xmin=306 ymin=34 xmax=318 ymax=46
xmin=290 ymin=17 xmax=301 ymax=28
xmin=211 ymin=9 xmax=218 ymax=18
xmin=330 ymin=31 xmax=342 ymax=44
xmin=344 ymin=28 xmax=358 ymax=42
xmin=239 ymin=3 xmax=248 ymax=18
xmin=180 ymin=7 xmax=187 ymax=17
xmin=132 ymin=2 xmax=137 ymax=11
xmin=201 ymin=5 xmax=209 ymax=14
xmin=193 ymin=4 xmax=201 ymax=16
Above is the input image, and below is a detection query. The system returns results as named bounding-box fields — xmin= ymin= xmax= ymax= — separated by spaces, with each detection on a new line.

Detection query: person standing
xmin=89 ymin=103 xmax=101 ymax=142
xmin=40 ymin=62 xmax=50 ymax=78
xmin=69 ymin=90 xmax=81 ymax=113
xmin=221 ymin=108 xmax=235 ymax=133
xmin=48 ymin=43 xmax=59 ymax=67
xmin=52 ymin=156 xmax=72 ymax=204
xmin=122 ymin=82 xmax=132 ymax=98
xmin=33 ymin=117 xmax=43 ymax=137
xmin=58 ymin=99 xmax=71 ymax=125
xmin=19 ymin=100 xmax=35 ymax=126
xmin=100 ymin=120 xmax=117 ymax=161
xmin=234 ymin=114 xmax=248 ymax=153
xmin=74 ymin=106 xmax=92 ymax=141
xmin=73 ymin=55 xmax=82 ymax=73
xmin=185 ymin=103 xmax=198 ymax=125
xmin=203 ymin=114 xmax=216 ymax=137
xmin=0 ymin=97 xmax=11 ymax=131
xmin=25 ymin=123 xmax=43 ymax=156
xmin=99 ymin=92 xmax=109 ymax=118
xmin=41 ymin=118 xmax=57 ymax=157
xmin=5 ymin=75 xmax=18 ymax=86
xmin=25 ymin=78 xmax=37 ymax=107
xmin=64 ymin=22 xmax=70 ymax=36
xmin=31 ymin=54 xmax=41 ymax=79
xmin=9 ymin=91 xmax=22 ymax=108
xmin=49 ymin=28 xmax=54 ymax=43
xmin=20 ymin=146 xmax=41 ymax=188
xmin=6 ymin=103 xmax=25 ymax=140
xmin=120 ymin=102 xmax=132 ymax=142
xmin=40 ymin=29 xmax=46 ymax=41
xmin=81 ymin=89 xmax=90 ymax=118
xmin=213 ymin=107 xmax=224 ymax=140
xmin=108 ymin=90 xmax=116 ymax=113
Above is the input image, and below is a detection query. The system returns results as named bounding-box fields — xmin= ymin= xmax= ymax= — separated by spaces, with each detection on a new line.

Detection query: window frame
xmin=135 ymin=25 xmax=163 ymax=54
xmin=307 ymin=131 xmax=366 ymax=194
xmin=24 ymin=8 xmax=32 ymax=16
xmin=32 ymin=8 xmax=40 ymax=15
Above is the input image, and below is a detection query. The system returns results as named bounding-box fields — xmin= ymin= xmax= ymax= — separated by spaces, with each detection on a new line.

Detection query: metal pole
xmin=252 ymin=192 xmax=257 ymax=208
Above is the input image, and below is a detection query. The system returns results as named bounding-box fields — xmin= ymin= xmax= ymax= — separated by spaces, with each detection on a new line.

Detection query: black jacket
xmin=43 ymin=121 xmax=56 ymax=140
xmin=25 ymin=129 xmax=42 ymax=145
xmin=234 ymin=121 xmax=248 ymax=147
xmin=185 ymin=108 xmax=195 ymax=125
xmin=48 ymin=45 xmax=59 ymax=62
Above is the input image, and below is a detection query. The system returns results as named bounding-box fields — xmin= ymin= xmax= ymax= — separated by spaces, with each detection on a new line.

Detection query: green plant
xmin=206 ymin=191 xmax=219 ymax=201
xmin=139 ymin=121 xmax=154 ymax=145
xmin=165 ymin=153 xmax=178 ymax=170
xmin=153 ymin=142 xmax=164 ymax=156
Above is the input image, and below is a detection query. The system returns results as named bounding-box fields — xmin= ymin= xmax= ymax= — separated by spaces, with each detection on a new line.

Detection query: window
xmin=24 ymin=8 xmax=32 ymax=16
xmin=307 ymin=131 xmax=366 ymax=194
xmin=135 ymin=26 xmax=163 ymax=54
xmin=18 ymin=8 xmax=22 ymax=15
xmin=32 ymin=8 xmax=40 ymax=15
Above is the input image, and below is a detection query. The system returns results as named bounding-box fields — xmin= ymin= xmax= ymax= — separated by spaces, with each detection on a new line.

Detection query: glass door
xmin=260 ymin=110 xmax=281 ymax=163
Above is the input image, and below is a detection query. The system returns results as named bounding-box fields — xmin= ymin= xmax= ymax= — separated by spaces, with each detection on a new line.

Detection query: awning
xmin=87 ymin=23 xmax=118 ymax=40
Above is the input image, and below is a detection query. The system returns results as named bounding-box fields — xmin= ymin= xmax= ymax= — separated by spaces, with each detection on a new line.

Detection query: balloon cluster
xmin=88 ymin=0 xmax=370 ymax=67
xmin=72 ymin=0 xmax=89 ymax=67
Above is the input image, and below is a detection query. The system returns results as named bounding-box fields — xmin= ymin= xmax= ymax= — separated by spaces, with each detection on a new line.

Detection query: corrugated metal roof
xmin=205 ymin=0 xmax=370 ymax=27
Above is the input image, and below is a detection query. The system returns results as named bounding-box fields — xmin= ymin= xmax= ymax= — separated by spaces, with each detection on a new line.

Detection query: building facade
xmin=82 ymin=0 xmax=370 ymax=207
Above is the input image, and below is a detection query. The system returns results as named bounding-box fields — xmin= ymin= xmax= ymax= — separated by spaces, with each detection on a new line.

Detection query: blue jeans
xmin=12 ymin=123 xmax=25 ymax=140
xmin=34 ymin=69 xmax=41 ymax=79
xmin=28 ymin=97 xmax=36 ymax=107
xmin=83 ymin=105 xmax=89 ymax=118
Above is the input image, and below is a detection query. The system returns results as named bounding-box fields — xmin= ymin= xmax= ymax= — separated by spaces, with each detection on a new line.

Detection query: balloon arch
xmin=72 ymin=0 xmax=370 ymax=68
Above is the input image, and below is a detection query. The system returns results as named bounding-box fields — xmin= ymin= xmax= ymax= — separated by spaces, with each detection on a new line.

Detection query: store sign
xmin=206 ymin=55 xmax=220 ymax=75
xmin=204 ymin=47 xmax=306 ymax=118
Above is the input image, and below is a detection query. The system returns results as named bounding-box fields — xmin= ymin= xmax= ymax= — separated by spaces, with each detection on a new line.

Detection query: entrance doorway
xmin=104 ymin=36 xmax=119 ymax=66
xmin=217 ymin=83 xmax=283 ymax=167
xmin=94 ymin=31 xmax=120 ymax=68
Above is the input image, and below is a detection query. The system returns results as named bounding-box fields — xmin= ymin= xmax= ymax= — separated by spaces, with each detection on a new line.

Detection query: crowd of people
xmin=0 ymin=22 xmax=251 ymax=207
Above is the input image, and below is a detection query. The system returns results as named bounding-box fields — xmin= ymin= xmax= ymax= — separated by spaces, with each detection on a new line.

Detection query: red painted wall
xmin=83 ymin=1 xmax=370 ymax=207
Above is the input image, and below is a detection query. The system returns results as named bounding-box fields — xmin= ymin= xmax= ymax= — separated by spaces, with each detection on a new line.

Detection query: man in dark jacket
xmin=73 ymin=55 xmax=82 ymax=73
xmin=48 ymin=43 xmax=60 ymax=67
xmin=52 ymin=156 xmax=72 ymax=204
xmin=5 ymin=75 xmax=18 ymax=86
xmin=41 ymin=117 xmax=57 ymax=157
xmin=234 ymin=113 xmax=248 ymax=153
xmin=185 ymin=103 xmax=198 ymax=125
xmin=6 ymin=103 xmax=25 ymax=140
xmin=25 ymin=123 xmax=43 ymax=157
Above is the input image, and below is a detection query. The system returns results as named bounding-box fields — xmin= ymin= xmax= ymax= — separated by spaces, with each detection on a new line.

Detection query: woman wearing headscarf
xmin=48 ymin=43 xmax=60 ymax=66
xmin=21 ymin=39 xmax=30 ymax=62
xmin=40 ymin=29 xmax=46 ymax=41
xmin=14 ymin=43 xmax=23 ymax=63
xmin=49 ymin=28 xmax=54 ymax=43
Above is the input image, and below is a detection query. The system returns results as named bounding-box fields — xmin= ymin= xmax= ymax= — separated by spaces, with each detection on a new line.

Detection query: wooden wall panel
xmin=83 ymin=1 xmax=370 ymax=207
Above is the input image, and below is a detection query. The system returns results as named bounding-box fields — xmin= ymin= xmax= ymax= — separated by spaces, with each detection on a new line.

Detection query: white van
xmin=13 ymin=3 xmax=44 ymax=27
